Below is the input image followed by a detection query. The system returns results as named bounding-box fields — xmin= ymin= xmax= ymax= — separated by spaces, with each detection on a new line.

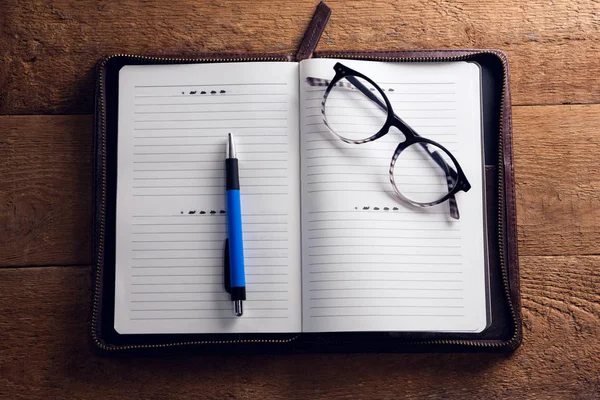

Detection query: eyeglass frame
xmin=312 ymin=62 xmax=472 ymax=219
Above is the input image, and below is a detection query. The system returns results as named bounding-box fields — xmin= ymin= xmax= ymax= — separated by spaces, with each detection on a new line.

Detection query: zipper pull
xmin=295 ymin=1 xmax=331 ymax=61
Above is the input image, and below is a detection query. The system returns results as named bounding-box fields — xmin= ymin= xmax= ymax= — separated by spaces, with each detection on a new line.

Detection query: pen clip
xmin=223 ymin=238 xmax=231 ymax=294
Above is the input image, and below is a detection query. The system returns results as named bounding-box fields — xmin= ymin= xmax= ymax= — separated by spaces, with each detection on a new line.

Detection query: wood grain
xmin=2 ymin=1 xmax=600 ymax=395
xmin=513 ymin=105 xmax=600 ymax=256
xmin=2 ymin=0 xmax=600 ymax=114
xmin=0 ymin=260 xmax=598 ymax=399
xmin=2 ymin=104 xmax=599 ymax=266
xmin=0 ymin=115 xmax=93 ymax=267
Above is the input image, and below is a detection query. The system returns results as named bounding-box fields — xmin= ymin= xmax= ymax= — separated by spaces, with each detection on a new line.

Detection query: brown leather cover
xmin=91 ymin=2 xmax=521 ymax=354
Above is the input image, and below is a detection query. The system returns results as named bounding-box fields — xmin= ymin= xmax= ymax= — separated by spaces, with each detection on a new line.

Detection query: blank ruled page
xmin=299 ymin=59 xmax=487 ymax=333
xmin=115 ymin=62 xmax=301 ymax=334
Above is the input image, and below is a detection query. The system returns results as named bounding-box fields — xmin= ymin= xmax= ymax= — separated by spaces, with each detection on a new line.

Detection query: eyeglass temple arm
xmin=344 ymin=75 xmax=460 ymax=219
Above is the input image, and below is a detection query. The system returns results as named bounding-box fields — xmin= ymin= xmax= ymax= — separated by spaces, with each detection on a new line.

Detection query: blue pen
xmin=225 ymin=133 xmax=246 ymax=317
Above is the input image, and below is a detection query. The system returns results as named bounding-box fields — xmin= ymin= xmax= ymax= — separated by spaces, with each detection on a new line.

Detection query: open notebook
xmin=115 ymin=59 xmax=487 ymax=334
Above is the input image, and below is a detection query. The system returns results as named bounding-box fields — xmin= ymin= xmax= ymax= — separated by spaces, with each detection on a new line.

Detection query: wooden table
xmin=1 ymin=1 xmax=599 ymax=398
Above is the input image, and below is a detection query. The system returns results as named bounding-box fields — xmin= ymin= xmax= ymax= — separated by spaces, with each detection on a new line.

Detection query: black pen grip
xmin=225 ymin=158 xmax=240 ymax=190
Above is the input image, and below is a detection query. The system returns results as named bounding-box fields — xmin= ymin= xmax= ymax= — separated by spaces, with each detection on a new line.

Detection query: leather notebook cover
xmin=91 ymin=2 xmax=521 ymax=353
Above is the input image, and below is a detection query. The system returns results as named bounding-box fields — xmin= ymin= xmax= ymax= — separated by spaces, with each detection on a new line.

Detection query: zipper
xmin=315 ymin=50 xmax=520 ymax=350
xmin=92 ymin=54 xmax=298 ymax=352
xmin=93 ymin=51 xmax=519 ymax=352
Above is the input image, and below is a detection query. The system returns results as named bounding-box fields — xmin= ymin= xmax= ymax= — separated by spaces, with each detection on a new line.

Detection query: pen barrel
xmin=226 ymin=190 xmax=246 ymax=293
xmin=226 ymin=158 xmax=246 ymax=300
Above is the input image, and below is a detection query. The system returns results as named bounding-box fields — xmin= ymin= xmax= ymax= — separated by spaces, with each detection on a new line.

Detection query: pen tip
xmin=227 ymin=133 xmax=236 ymax=159
xmin=234 ymin=300 xmax=243 ymax=317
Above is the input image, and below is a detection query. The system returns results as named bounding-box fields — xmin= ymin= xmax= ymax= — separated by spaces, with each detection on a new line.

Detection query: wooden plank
xmin=513 ymin=105 xmax=600 ymax=256
xmin=0 ymin=115 xmax=93 ymax=266
xmin=0 ymin=259 xmax=598 ymax=398
xmin=1 ymin=105 xmax=599 ymax=266
xmin=2 ymin=0 xmax=600 ymax=114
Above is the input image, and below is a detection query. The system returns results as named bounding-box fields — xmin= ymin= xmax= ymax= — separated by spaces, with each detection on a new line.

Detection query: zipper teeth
xmin=93 ymin=51 xmax=518 ymax=351
xmin=91 ymin=54 xmax=295 ymax=352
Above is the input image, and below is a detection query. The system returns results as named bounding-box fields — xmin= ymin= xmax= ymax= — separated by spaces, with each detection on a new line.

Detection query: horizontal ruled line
xmin=132 ymin=273 xmax=222 ymax=277
xmin=132 ymin=185 xmax=286 ymax=189
xmin=133 ymin=177 xmax=224 ymax=180
xmin=308 ymin=278 xmax=462 ymax=283
xmin=135 ymin=93 xmax=288 ymax=98
xmin=304 ymin=97 xmax=456 ymax=103
xmin=136 ymin=101 xmax=287 ymax=106
xmin=307 ymin=189 xmax=444 ymax=194
xmin=244 ymin=256 xmax=289 ymax=259
xmin=132 ymin=213 xmax=286 ymax=217
xmin=308 ymin=218 xmax=452 ymax=223
xmin=309 ymin=261 xmax=461 ymax=266
xmin=134 ymin=126 xmax=286 ymax=131
xmin=132 ymin=231 xmax=227 ymax=234
xmin=309 ymin=314 xmax=463 ymax=317
xmin=133 ymin=167 xmax=286 ymax=172
xmin=308 ymin=227 xmax=458 ymax=232
xmin=131 ymin=265 xmax=222 ymax=269
xmin=132 ymin=291 xmax=224 ymax=294
xmin=132 ymin=257 xmax=222 ymax=260
xmin=305 ymin=105 xmax=456 ymax=111
xmin=131 ymin=290 xmax=289 ymax=294
xmin=132 ymin=281 xmax=288 ymax=286
xmin=132 ymin=222 xmax=286 ymax=226
xmin=309 ymin=305 xmax=464 ymax=309
xmin=134 ymin=109 xmax=287 ymax=114
xmin=132 ymin=160 xmax=286 ymax=164
xmin=307 ymin=245 xmax=459 ymax=249
xmin=309 ymin=296 xmax=463 ymax=300
xmin=131 ymin=265 xmax=288 ymax=269
xmin=305 ymin=155 xmax=391 ymax=160
xmin=134 ymin=134 xmax=287 ymax=138
xmin=135 ymin=83 xmax=287 ymax=88
xmin=308 ymin=270 xmax=462 ymax=274
xmin=131 ymin=283 xmax=225 ymax=286
xmin=133 ymin=148 xmax=285 ymax=153
xmin=134 ymin=168 xmax=222 ymax=172
xmin=307 ymin=210 xmax=447 ymax=215
xmin=131 ymin=299 xmax=289 ymax=303
xmin=245 ymin=238 xmax=288 ymax=242
xmin=133 ymin=193 xmax=287 ymax=197
xmin=132 ymin=230 xmax=281 ymax=234
xmin=309 ymin=253 xmax=459 ymax=257
xmin=131 ymin=317 xmax=288 ymax=320
xmin=308 ymin=236 xmax=457 ymax=240
xmin=306 ymin=114 xmax=455 ymax=119
xmin=131 ymin=307 xmax=289 ymax=311
xmin=132 ymin=307 xmax=231 ymax=311
xmin=308 ymin=288 xmax=462 ymax=291
xmin=132 ymin=249 xmax=227 ymax=252
xmin=132 ymin=239 xmax=224 ymax=243
xmin=132 ymin=299 xmax=230 ymax=303
xmin=135 ymin=117 xmax=287 ymax=122
xmin=305 ymin=181 xmax=454 ymax=187
xmin=305 ymin=122 xmax=456 ymax=127
xmin=305 ymin=164 xmax=438 ymax=169
xmin=131 ymin=272 xmax=288 ymax=276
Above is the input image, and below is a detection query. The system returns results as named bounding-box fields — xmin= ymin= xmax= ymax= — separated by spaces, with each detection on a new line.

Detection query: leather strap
xmin=296 ymin=2 xmax=331 ymax=61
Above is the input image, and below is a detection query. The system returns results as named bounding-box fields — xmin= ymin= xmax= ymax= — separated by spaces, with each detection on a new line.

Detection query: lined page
xmin=115 ymin=62 xmax=301 ymax=334
xmin=299 ymin=59 xmax=487 ymax=333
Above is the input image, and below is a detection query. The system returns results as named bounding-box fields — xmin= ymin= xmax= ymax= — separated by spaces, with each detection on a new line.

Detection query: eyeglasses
xmin=306 ymin=62 xmax=471 ymax=219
